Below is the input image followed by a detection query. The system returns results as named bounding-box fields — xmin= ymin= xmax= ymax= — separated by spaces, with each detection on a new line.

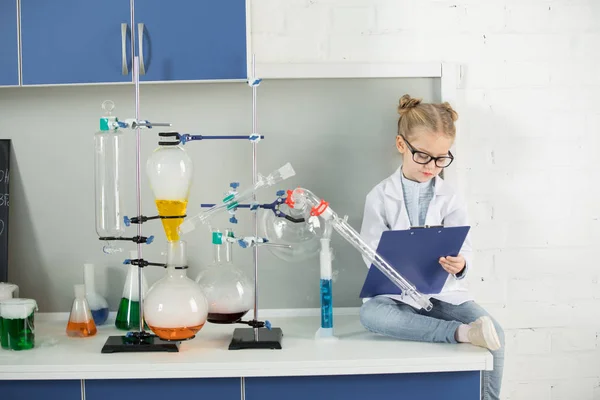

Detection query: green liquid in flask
xmin=115 ymin=298 xmax=147 ymax=330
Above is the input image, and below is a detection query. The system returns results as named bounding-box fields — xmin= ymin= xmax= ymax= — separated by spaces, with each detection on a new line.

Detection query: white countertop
xmin=0 ymin=309 xmax=493 ymax=380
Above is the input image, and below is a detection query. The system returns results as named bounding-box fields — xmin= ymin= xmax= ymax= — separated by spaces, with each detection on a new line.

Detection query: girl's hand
xmin=439 ymin=255 xmax=466 ymax=275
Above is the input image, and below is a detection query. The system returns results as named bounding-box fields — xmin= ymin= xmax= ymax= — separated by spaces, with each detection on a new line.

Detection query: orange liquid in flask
xmin=66 ymin=320 xmax=97 ymax=338
xmin=147 ymin=324 xmax=205 ymax=341
xmin=155 ymin=199 xmax=188 ymax=241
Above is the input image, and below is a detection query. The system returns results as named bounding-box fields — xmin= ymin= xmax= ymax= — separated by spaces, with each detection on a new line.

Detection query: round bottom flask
xmin=144 ymin=240 xmax=208 ymax=341
xmin=196 ymin=230 xmax=254 ymax=324
xmin=260 ymin=203 xmax=322 ymax=262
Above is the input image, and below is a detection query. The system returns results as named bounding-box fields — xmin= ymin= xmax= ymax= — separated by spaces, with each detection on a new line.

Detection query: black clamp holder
xmin=125 ymin=214 xmax=187 ymax=225
xmin=237 ymin=319 xmax=272 ymax=330
xmin=99 ymin=235 xmax=154 ymax=245
xmin=123 ymin=259 xmax=188 ymax=270
xmin=158 ymin=132 xmax=181 ymax=146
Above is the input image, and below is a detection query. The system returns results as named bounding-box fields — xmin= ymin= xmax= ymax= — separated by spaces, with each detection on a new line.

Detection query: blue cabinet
xmin=85 ymin=377 xmax=241 ymax=400
xmin=18 ymin=0 xmax=247 ymax=85
xmin=0 ymin=0 xmax=19 ymax=86
xmin=134 ymin=0 xmax=247 ymax=82
xmin=20 ymin=0 xmax=132 ymax=85
xmin=245 ymin=372 xmax=481 ymax=400
xmin=0 ymin=380 xmax=81 ymax=400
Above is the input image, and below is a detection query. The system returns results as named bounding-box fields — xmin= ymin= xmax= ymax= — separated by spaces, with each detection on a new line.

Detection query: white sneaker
xmin=467 ymin=316 xmax=501 ymax=351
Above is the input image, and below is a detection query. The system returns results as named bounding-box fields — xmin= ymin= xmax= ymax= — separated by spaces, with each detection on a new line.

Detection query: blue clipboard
xmin=359 ymin=226 xmax=470 ymax=297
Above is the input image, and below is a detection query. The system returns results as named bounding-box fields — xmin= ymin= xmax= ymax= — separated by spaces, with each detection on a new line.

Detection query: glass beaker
xmin=0 ymin=298 xmax=37 ymax=351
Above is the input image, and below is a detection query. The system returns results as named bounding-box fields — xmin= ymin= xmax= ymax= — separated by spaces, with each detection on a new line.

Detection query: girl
xmin=359 ymin=94 xmax=504 ymax=400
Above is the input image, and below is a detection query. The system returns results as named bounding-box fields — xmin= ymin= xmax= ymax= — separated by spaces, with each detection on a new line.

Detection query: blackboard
xmin=0 ymin=140 xmax=9 ymax=282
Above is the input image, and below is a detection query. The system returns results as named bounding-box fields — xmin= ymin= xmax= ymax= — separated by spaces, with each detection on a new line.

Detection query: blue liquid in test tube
xmin=320 ymin=279 xmax=333 ymax=329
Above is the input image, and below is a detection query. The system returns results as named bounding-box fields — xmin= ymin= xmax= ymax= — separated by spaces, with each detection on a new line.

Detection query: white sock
xmin=455 ymin=324 xmax=471 ymax=343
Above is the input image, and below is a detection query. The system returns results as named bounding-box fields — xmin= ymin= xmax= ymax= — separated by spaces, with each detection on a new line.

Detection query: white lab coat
xmin=359 ymin=166 xmax=473 ymax=309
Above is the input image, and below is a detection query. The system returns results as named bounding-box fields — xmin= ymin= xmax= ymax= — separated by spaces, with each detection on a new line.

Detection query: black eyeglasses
xmin=400 ymin=135 xmax=454 ymax=168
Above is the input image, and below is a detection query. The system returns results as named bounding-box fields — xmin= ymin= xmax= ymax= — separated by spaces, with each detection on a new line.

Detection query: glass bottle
xmin=115 ymin=251 xmax=148 ymax=331
xmin=94 ymin=100 xmax=125 ymax=239
xmin=196 ymin=229 xmax=254 ymax=324
xmin=83 ymin=263 xmax=109 ymax=325
xmin=144 ymin=240 xmax=208 ymax=341
xmin=146 ymin=144 xmax=193 ymax=242
xmin=66 ymin=284 xmax=97 ymax=338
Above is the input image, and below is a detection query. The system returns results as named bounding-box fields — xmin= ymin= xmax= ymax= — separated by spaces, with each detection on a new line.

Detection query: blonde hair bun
xmin=441 ymin=102 xmax=459 ymax=122
xmin=398 ymin=94 xmax=422 ymax=116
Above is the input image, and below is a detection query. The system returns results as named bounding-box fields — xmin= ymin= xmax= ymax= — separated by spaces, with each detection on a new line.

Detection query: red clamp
xmin=285 ymin=190 xmax=295 ymax=208
xmin=310 ymin=200 xmax=329 ymax=217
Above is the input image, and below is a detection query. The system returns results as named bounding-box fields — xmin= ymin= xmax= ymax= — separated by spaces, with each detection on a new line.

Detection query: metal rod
xmin=134 ymin=122 xmax=171 ymax=128
xmin=182 ymin=135 xmax=264 ymax=140
xmin=251 ymin=53 xmax=259 ymax=340
xmin=134 ymin=54 xmax=144 ymax=334
xmin=131 ymin=0 xmax=144 ymax=334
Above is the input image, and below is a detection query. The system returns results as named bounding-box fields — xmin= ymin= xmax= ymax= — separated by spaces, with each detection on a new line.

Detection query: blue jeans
xmin=360 ymin=296 xmax=504 ymax=400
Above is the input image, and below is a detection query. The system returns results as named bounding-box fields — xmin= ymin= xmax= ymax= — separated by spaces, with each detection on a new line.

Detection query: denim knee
xmin=359 ymin=299 xmax=377 ymax=332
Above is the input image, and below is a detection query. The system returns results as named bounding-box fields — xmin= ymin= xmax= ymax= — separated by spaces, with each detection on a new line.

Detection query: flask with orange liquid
xmin=66 ymin=284 xmax=97 ymax=338
xmin=144 ymin=240 xmax=208 ymax=341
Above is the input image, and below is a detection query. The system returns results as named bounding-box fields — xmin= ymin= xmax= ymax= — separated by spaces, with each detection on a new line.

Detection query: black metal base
xmin=101 ymin=334 xmax=180 ymax=353
xmin=228 ymin=327 xmax=283 ymax=350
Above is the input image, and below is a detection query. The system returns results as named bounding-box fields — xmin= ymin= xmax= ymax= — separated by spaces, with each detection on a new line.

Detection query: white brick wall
xmin=250 ymin=0 xmax=600 ymax=398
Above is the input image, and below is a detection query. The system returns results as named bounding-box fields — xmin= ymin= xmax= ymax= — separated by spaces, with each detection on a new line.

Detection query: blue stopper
xmin=146 ymin=235 xmax=154 ymax=245
xmin=123 ymin=259 xmax=131 ymax=265
xmin=238 ymin=239 xmax=248 ymax=249
xmin=124 ymin=216 xmax=131 ymax=227
xmin=265 ymin=320 xmax=272 ymax=330
xmin=230 ymin=182 xmax=240 ymax=189
xmin=229 ymin=216 xmax=238 ymax=224
xmin=180 ymin=134 xmax=187 ymax=145
xmin=276 ymin=190 xmax=285 ymax=197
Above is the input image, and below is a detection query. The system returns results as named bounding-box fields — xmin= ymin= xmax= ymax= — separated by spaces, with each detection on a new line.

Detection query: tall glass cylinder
xmin=94 ymin=102 xmax=125 ymax=238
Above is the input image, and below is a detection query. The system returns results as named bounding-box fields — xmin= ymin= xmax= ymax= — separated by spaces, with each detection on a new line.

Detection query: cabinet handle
xmin=138 ymin=23 xmax=146 ymax=75
xmin=121 ymin=23 xmax=128 ymax=75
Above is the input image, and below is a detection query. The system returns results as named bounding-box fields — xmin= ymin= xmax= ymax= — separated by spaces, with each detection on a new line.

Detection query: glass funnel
xmin=146 ymin=143 xmax=193 ymax=242
xmin=144 ymin=240 xmax=208 ymax=341
xmin=196 ymin=229 xmax=254 ymax=324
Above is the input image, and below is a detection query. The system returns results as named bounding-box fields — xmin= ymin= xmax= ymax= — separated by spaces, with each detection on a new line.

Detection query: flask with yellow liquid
xmin=146 ymin=141 xmax=192 ymax=241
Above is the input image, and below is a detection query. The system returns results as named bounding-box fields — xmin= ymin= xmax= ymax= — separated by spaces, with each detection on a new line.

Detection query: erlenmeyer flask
xmin=115 ymin=251 xmax=148 ymax=331
xmin=144 ymin=240 xmax=208 ymax=341
xmin=83 ymin=263 xmax=109 ymax=325
xmin=66 ymin=284 xmax=97 ymax=337
xmin=196 ymin=229 xmax=254 ymax=324
xmin=146 ymin=144 xmax=193 ymax=242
